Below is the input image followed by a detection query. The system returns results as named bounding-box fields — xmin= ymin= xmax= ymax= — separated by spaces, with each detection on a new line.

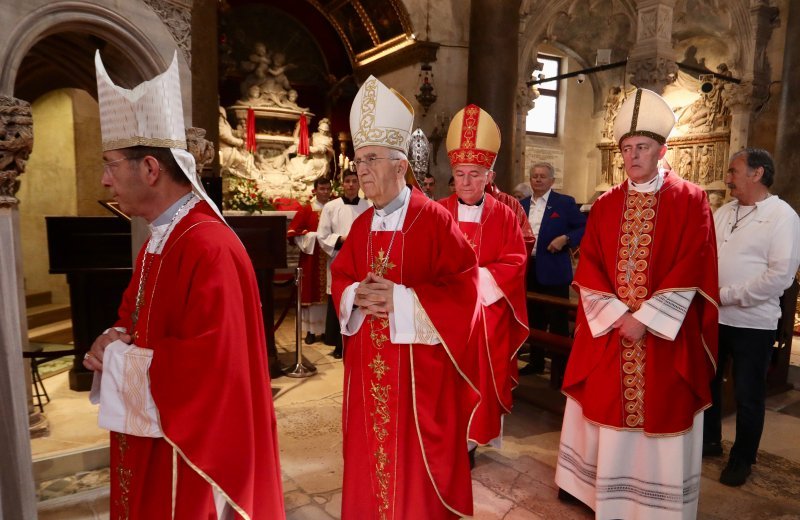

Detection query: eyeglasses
xmin=102 ymin=157 xmax=134 ymax=174
xmin=349 ymin=156 xmax=400 ymax=172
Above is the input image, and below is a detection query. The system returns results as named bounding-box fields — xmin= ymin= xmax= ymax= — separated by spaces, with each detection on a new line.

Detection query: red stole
xmin=565 ymin=172 xmax=719 ymax=435
xmin=332 ymin=187 xmax=480 ymax=519
xmin=111 ymin=202 xmax=284 ymax=519
xmin=439 ymin=194 xmax=529 ymax=444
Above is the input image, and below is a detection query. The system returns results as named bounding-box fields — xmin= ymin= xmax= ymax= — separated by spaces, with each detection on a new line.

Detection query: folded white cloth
xmin=89 ymin=340 xmax=163 ymax=438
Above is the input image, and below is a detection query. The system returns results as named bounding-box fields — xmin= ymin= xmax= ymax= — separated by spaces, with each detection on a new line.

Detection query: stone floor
xmin=32 ymin=317 xmax=800 ymax=519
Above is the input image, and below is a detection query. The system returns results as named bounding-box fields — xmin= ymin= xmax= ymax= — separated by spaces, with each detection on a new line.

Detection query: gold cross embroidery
xmin=371 ymin=248 xmax=396 ymax=277
xmin=369 ymin=353 xmax=389 ymax=380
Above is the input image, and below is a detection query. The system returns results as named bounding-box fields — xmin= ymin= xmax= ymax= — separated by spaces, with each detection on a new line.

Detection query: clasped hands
xmin=612 ymin=312 xmax=646 ymax=342
xmin=82 ymin=328 xmax=131 ymax=372
xmin=354 ymin=272 xmax=394 ymax=319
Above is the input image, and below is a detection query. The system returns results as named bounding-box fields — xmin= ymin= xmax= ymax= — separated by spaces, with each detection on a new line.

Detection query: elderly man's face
xmin=453 ymin=164 xmax=489 ymax=205
xmin=619 ymin=135 xmax=666 ymax=184
xmin=353 ymin=145 xmax=405 ymax=207
xmin=529 ymin=166 xmax=555 ymax=197
xmin=101 ymin=150 xmax=150 ymax=219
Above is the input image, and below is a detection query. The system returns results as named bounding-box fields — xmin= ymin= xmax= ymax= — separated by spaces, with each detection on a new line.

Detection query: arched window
xmin=526 ymin=54 xmax=561 ymax=136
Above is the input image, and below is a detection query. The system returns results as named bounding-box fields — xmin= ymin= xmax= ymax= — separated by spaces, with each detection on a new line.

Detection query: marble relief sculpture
xmin=0 ymin=96 xmax=33 ymax=207
xmin=221 ymin=43 xmax=333 ymax=204
xmin=218 ymin=106 xmax=255 ymax=179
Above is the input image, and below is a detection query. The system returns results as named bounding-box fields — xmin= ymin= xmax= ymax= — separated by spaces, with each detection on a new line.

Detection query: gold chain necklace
xmin=131 ymin=194 xmax=196 ymax=329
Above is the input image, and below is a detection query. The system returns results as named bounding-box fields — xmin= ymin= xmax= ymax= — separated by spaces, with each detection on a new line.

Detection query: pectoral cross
xmin=371 ymin=248 xmax=396 ymax=277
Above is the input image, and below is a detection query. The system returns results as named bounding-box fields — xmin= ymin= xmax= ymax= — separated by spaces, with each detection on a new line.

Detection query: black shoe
xmin=719 ymin=458 xmax=751 ymax=487
xmin=332 ymin=349 xmax=343 ymax=359
xmin=304 ymin=332 xmax=315 ymax=345
xmin=557 ymin=488 xmax=581 ymax=504
xmin=468 ymin=447 xmax=476 ymax=470
xmin=519 ymin=362 xmax=545 ymax=375
xmin=703 ymin=441 xmax=723 ymax=457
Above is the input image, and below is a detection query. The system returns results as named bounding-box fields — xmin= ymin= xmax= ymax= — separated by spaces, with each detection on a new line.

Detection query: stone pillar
xmin=772 ymin=2 xmax=800 ymax=210
xmin=724 ymin=82 xmax=754 ymax=154
xmin=0 ymin=95 xmax=37 ymax=519
xmin=191 ymin=0 xmax=219 ymax=178
xmin=466 ymin=0 xmax=522 ymax=192
xmin=627 ymin=0 xmax=678 ymax=94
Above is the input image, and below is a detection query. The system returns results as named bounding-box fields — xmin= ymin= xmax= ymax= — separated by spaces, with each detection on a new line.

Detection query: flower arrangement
xmin=225 ymin=178 xmax=274 ymax=213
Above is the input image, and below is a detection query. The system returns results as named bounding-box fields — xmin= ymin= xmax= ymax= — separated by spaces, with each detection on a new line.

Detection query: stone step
xmin=27 ymin=303 xmax=71 ymax=330
xmin=28 ymin=319 xmax=73 ymax=344
xmin=26 ymin=291 xmax=52 ymax=308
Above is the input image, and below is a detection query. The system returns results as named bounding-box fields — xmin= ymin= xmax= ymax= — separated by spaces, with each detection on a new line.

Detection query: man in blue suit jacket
xmin=519 ymin=162 xmax=586 ymax=373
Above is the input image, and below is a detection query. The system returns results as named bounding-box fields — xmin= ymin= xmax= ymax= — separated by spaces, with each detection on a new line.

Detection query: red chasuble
xmin=111 ymin=201 xmax=284 ymax=519
xmin=486 ymin=183 xmax=535 ymax=256
xmin=439 ymin=194 xmax=529 ymax=444
xmin=287 ymin=202 xmax=326 ymax=305
xmin=564 ymin=171 xmax=719 ymax=435
xmin=331 ymin=187 xmax=481 ymax=519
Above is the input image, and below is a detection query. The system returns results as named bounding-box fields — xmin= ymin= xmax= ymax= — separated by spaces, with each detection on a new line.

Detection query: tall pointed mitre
xmin=95 ymin=50 xmax=225 ymax=222
xmin=446 ymin=104 xmax=501 ymax=169
xmin=95 ymin=50 xmax=186 ymax=151
xmin=409 ymin=129 xmax=430 ymax=173
xmin=349 ymin=75 xmax=414 ymax=154
xmin=613 ymin=88 xmax=676 ymax=145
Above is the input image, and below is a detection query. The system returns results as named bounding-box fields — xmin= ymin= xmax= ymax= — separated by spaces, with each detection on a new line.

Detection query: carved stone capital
xmin=722 ymin=81 xmax=754 ymax=112
xmin=186 ymin=127 xmax=215 ymax=174
xmin=628 ymin=56 xmax=678 ymax=92
xmin=0 ymin=96 xmax=33 ymax=208
xmin=516 ymin=81 xmax=539 ymax=113
xmin=144 ymin=0 xmax=192 ymax=65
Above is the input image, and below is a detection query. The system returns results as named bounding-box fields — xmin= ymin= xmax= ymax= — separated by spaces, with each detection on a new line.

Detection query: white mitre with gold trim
xmin=613 ymin=88 xmax=676 ymax=145
xmin=349 ymin=75 xmax=414 ymax=154
xmin=95 ymin=50 xmax=225 ymax=222
xmin=95 ymin=50 xmax=186 ymax=151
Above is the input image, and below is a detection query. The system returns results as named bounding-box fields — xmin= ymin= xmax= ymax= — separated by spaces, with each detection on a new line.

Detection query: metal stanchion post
xmin=283 ymin=266 xmax=317 ymax=378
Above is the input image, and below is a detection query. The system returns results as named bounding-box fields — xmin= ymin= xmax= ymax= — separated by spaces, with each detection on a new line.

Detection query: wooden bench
xmin=526 ymin=291 xmax=577 ymax=389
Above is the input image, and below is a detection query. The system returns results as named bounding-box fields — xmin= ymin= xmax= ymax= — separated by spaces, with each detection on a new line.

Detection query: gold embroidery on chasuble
xmin=367 ymin=245 xmax=397 ymax=518
xmin=616 ymin=190 xmax=656 ymax=428
xmin=462 ymin=231 xmax=477 ymax=250
xmin=115 ymin=432 xmax=132 ymax=519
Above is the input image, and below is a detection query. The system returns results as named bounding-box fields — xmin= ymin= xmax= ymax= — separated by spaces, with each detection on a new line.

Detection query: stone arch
xmin=0 ymin=1 xmax=189 ymax=117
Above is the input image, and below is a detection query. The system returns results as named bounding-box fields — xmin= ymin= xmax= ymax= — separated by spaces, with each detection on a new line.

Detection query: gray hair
xmin=530 ymin=161 xmax=555 ymax=178
xmin=731 ymin=148 xmax=775 ymax=188
xmin=513 ymin=182 xmax=533 ymax=198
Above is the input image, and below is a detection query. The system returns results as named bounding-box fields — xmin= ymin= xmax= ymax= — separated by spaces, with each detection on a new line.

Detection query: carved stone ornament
xmin=516 ymin=81 xmax=539 ymax=113
xmin=143 ymin=0 xmax=192 ymax=64
xmin=721 ymin=81 xmax=753 ymax=112
xmin=186 ymin=127 xmax=215 ymax=174
xmin=628 ymin=56 xmax=678 ymax=92
xmin=0 ymin=96 xmax=33 ymax=208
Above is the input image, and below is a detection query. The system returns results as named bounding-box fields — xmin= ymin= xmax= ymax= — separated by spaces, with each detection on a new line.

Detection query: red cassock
xmin=331 ymin=187 xmax=481 ymax=519
xmin=111 ymin=201 xmax=285 ymax=519
xmin=486 ymin=183 xmax=535 ymax=256
xmin=439 ymin=193 xmax=529 ymax=444
xmin=286 ymin=202 xmax=326 ymax=305
xmin=564 ymin=171 xmax=719 ymax=435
